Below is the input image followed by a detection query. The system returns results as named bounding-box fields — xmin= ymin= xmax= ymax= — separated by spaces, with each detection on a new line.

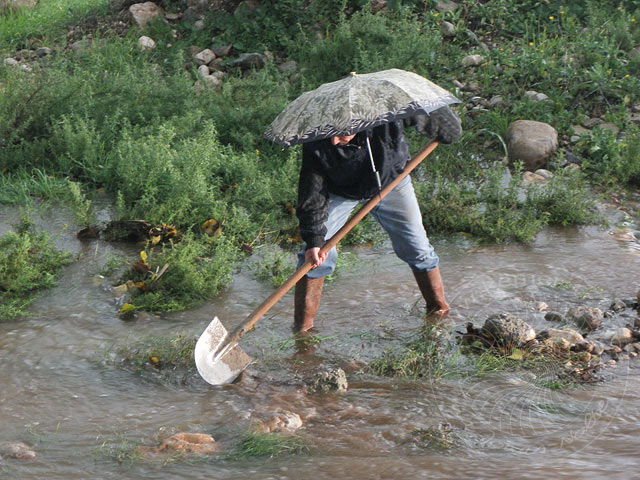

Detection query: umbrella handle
xmin=215 ymin=141 xmax=440 ymax=355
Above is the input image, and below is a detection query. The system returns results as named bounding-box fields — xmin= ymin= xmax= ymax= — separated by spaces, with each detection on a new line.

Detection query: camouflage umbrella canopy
xmin=264 ymin=68 xmax=460 ymax=147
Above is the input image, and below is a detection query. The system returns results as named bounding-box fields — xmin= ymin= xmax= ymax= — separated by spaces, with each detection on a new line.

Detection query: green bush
xmin=0 ymin=218 xmax=73 ymax=318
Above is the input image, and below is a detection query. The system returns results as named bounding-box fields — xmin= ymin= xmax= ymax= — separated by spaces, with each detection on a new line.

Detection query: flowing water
xmin=1 ymin=196 xmax=640 ymax=480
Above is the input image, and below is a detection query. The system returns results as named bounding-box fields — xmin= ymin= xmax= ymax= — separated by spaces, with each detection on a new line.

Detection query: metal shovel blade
xmin=194 ymin=317 xmax=252 ymax=385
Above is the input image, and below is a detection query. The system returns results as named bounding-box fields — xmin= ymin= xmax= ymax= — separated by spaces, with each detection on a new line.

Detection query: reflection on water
xmin=1 ymin=203 xmax=639 ymax=480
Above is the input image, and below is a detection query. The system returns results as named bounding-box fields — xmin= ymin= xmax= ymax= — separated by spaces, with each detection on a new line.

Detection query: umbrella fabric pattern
xmin=264 ymin=68 xmax=460 ymax=147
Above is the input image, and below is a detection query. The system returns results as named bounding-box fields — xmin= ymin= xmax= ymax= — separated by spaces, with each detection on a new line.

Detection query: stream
xmin=1 ymin=194 xmax=639 ymax=480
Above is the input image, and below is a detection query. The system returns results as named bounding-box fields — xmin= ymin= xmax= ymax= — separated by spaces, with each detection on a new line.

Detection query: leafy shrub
xmin=0 ymin=218 xmax=73 ymax=318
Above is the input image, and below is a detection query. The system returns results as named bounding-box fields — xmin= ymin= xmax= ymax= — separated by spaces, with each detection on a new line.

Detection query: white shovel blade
xmin=194 ymin=316 xmax=252 ymax=385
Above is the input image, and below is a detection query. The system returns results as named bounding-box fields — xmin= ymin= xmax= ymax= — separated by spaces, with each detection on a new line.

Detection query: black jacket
xmin=297 ymin=106 xmax=461 ymax=248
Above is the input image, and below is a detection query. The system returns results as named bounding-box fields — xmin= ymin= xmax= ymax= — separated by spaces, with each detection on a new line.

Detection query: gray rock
xmin=193 ymin=49 xmax=216 ymax=66
xmin=231 ymin=52 xmax=267 ymax=70
xmin=137 ymin=36 xmax=156 ymax=51
xmin=35 ymin=47 xmax=51 ymax=57
xmin=3 ymin=57 xmax=19 ymax=67
xmin=571 ymin=125 xmax=589 ymax=136
xmin=546 ymin=328 xmax=584 ymax=345
xmin=567 ymin=306 xmax=603 ymax=331
xmin=164 ymin=12 xmax=182 ymax=21
xmin=583 ymin=117 xmax=603 ymax=129
xmin=544 ymin=311 xmax=564 ymax=322
xmin=69 ymin=39 xmax=89 ymax=53
xmin=461 ymin=54 xmax=484 ymax=67
xmin=506 ymin=120 xmax=558 ymax=171
xmin=277 ymin=60 xmax=298 ymax=73
xmin=488 ymin=95 xmax=504 ymax=107
xmin=309 ymin=368 xmax=348 ymax=393
xmin=595 ymin=122 xmax=619 ymax=135
xmin=129 ymin=2 xmax=164 ymax=27
xmin=534 ymin=169 xmax=553 ymax=179
xmin=255 ymin=409 xmax=303 ymax=433
xmin=197 ymin=64 xmax=210 ymax=77
xmin=441 ymin=21 xmax=456 ymax=37
xmin=436 ymin=0 xmax=458 ymax=12
xmin=611 ymin=328 xmax=633 ymax=346
xmin=609 ymin=299 xmax=626 ymax=313
xmin=481 ymin=313 xmax=536 ymax=346
xmin=524 ymin=90 xmax=549 ymax=102
xmin=0 ymin=442 xmax=36 ymax=459
xmin=194 ymin=19 xmax=205 ymax=30
xmin=211 ymin=44 xmax=232 ymax=57
xmin=522 ymin=171 xmax=548 ymax=185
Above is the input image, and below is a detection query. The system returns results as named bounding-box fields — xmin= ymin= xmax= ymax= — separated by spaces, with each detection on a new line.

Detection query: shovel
xmin=194 ymin=141 xmax=439 ymax=385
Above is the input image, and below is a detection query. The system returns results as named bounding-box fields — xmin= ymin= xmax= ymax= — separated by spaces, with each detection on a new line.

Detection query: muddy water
xmin=1 ymin=200 xmax=640 ymax=480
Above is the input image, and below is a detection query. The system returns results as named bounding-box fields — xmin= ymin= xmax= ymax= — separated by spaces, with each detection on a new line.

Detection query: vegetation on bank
xmin=0 ymin=0 xmax=639 ymax=314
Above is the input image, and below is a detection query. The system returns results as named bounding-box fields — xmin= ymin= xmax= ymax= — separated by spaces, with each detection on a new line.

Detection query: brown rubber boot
xmin=412 ymin=267 xmax=450 ymax=316
xmin=293 ymin=276 xmax=325 ymax=332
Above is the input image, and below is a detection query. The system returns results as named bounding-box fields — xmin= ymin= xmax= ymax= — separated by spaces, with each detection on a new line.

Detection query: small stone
xmin=199 ymin=74 xmax=220 ymax=88
xmin=4 ymin=57 xmax=19 ymax=67
xmin=277 ymin=60 xmax=297 ymax=73
xmin=129 ymin=2 xmax=164 ymax=27
xmin=309 ymin=368 xmax=348 ymax=393
xmin=197 ymin=64 xmax=210 ymax=77
xmin=546 ymin=328 xmax=584 ymax=345
xmin=137 ymin=36 xmax=156 ymax=51
xmin=211 ymin=44 xmax=232 ymax=57
xmin=461 ymin=54 xmax=484 ymax=67
xmin=534 ymin=169 xmax=553 ymax=179
xmin=582 ymin=117 xmax=603 ymax=129
xmin=596 ymin=122 xmax=619 ymax=135
xmin=611 ymin=327 xmax=633 ymax=346
xmin=441 ymin=21 xmax=456 ymax=37
xmin=164 ymin=12 xmax=182 ymax=21
xmin=564 ymin=163 xmax=581 ymax=172
xmin=487 ymin=95 xmax=504 ymax=107
xmin=571 ymin=125 xmax=589 ymax=136
xmin=436 ymin=0 xmax=458 ymax=12
xmin=158 ymin=432 xmax=218 ymax=455
xmin=231 ymin=52 xmax=267 ymax=70
xmin=524 ymin=90 xmax=548 ymax=102
xmin=534 ymin=301 xmax=548 ymax=311
xmin=69 ymin=39 xmax=89 ymax=53
xmin=481 ymin=313 xmax=536 ymax=346
xmin=255 ymin=409 xmax=303 ymax=433
xmin=452 ymin=79 xmax=465 ymax=89
xmin=35 ymin=47 xmax=51 ymax=57
xmin=194 ymin=19 xmax=205 ymax=30
xmin=609 ymin=299 xmax=626 ymax=313
xmin=193 ymin=48 xmax=216 ymax=66
xmin=522 ymin=171 xmax=548 ymax=185
xmin=0 ymin=442 xmax=36 ymax=459
xmin=572 ymin=341 xmax=594 ymax=353
xmin=566 ymin=306 xmax=603 ymax=331
xmin=544 ymin=311 xmax=564 ymax=322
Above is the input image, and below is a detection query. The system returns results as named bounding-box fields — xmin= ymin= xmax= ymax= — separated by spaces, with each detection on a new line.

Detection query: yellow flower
xmin=560 ymin=10 xmax=565 ymax=14
xmin=433 ymin=12 xmax=439 ymax=17
xmin=632 ymin=18 xmax=636 ymax=23
xmin=625 ymin=74 xmax=630 ymax=78
xmin=549 ymin=16 xmax=554 ymax=20
xmin=529 ymin=42 xmax=534 ymax=46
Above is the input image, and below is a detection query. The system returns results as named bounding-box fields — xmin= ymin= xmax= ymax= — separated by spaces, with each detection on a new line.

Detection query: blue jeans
xmin=298 ymin=175 xmax=439 ymax=279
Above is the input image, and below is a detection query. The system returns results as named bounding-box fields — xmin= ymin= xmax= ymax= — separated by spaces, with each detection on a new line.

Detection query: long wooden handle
xmin=215 ymin=141 xmax=439 ymax=354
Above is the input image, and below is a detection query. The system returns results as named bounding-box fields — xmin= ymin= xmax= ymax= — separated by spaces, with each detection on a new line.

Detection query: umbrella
xmin=263 ymin=68 xmax=460 ymax=147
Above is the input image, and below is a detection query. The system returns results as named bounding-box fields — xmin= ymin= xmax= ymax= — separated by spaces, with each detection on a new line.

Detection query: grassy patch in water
xmin=94 ymin=433 xmax=143 ymax=465
xmin=0 ymin=216 xmax=73 ymax=319
xmin=109 ymin=333 xmax=197 ymax=379
xmin=227 ymin=432 xmax=308 ymax=460
xmin=368 ymin=324 xmax=453 ymax=380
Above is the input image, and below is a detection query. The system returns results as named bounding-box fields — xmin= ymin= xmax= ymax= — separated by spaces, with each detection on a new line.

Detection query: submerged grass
xmin=110 ymin=333 xmax=197 ymax=379
xmin=227 ymin=432 xmax=308 ymax=460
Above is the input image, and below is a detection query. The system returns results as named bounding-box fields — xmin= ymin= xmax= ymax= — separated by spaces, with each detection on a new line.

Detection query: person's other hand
xmin=305 ymin=247 xmax=327 ymax=268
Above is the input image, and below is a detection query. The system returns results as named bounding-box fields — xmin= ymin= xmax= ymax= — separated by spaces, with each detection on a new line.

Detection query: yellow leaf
xmin=113 ymin=283 xmax=128 ymax=295
xmin=508 ymin=348 xmax=524 ymax=360
xmin=139 ymin=250 xmax=150 ymax=267
xmin=150 ymin=356 xmax=159 ymax=365
xmin=150 ymin=235 xmax=162 ymax=245
xmin=120 ymin=303 xmax=136 ymax=314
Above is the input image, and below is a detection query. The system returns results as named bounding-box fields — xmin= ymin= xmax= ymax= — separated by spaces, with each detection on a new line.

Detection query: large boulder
xmin=506 ymin=120 xmax=558 ymax=171
xmin=481 ymin=313 xmax=536 ymax=347
xmin=129 ymin=2 xmax=164 ymax=27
